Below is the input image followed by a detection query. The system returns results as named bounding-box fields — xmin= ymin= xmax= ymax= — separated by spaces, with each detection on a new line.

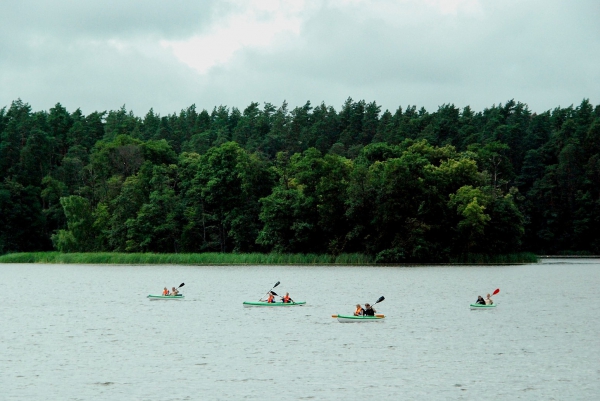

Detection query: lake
xmin=1 ymin=259 xmax=598 ymax=400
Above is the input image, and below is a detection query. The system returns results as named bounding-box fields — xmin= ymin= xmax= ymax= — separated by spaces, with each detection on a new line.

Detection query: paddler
xmin=475 ymin=295 xmax=485 ymax=305
xmin=354 ymin=304 xmax=365 ymax=316
xmin=485 ymin=293 xmax=494 ymax=305
xmin=267 ymin=292 xmax=275 ymax=303
xmin=162 ymin=287 xmax=170 ymax=296
xmin=171 ymin=287 xmax=179 ymax=296
xmin=364 ymin=303 xmax=376 ymax=316
xmin=282 ymin=292 xmax=292 ymax=303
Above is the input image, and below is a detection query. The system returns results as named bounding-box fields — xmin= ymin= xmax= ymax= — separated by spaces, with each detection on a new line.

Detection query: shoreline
xmin=0 ymin=252 xmax=540 ymax=265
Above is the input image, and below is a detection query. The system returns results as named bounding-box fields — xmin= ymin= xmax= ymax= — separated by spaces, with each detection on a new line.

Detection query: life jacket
xmin=283 ymin=295 xmax=290 ymax=303
xmin=162 ymin=289 xmax=169 ymax=296
xmin=354 ymin=307 xmax=364 ymax=316
xmin=267 ymin=294 xmax=274 ymax=303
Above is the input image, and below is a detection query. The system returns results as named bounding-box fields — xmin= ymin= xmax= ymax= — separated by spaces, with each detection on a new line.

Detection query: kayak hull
xmin=243 ymin=301 xmax=306 ymax=307
xmin=470 ymin=303 xmax=496 ymax=309
xmin=336 ymin=314 xmax=384 ymax=323
xmin=148 ymin=295 xmax=185 ymax=300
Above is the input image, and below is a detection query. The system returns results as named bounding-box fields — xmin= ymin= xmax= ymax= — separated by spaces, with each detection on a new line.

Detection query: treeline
xmin=1 ymin=98 xmax=598 ymax=261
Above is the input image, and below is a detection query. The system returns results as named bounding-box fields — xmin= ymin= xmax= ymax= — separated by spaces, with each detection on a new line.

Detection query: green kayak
xmin=243 ymin=301 xmax=306 ymax=307
xmin=470 ymin=303 xmax=496 ymax=309
xmin=336 ymin=314 xmax=385 ymax=323
xmin=148 ymin=294 xmax=185 ymax=300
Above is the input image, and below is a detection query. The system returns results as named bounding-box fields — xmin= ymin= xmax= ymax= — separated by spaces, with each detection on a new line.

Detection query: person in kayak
xmin=364 ymin=303 xmax=376 ymax=316
xmin=282 ymin=293 xmax=292 ymax=303
xmin=171 ymin=287 xmax=179 ymax=296
xmin=485 ymin=293 xmax=494 ymax=305
xmin=266 ymin=292 xmax=275 ymax=303
xmin=476 ymin=295 xmax=486 ymax=305
xmin=354 ymin=304 xmax=365 ymax=316
xmin=162 ymin=287 xmax=170 ymax=296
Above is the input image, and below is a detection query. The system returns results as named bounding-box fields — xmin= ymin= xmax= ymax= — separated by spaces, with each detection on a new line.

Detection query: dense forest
xmin=1 ymin=98 xmax=599 ymax=261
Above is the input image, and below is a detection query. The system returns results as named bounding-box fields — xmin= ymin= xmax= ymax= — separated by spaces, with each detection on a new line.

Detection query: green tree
xmin=51 ymin=195 xmax=96 ymax=252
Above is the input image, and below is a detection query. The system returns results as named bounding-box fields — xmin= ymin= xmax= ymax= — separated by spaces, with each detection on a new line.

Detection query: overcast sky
xmin=1 ymin=0 xmax=598 ymax=116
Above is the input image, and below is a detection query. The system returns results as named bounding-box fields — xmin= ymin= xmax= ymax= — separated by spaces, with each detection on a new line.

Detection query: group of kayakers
xmin=161 ymin=286 xmax=180 ymax=296
xmin=475 ymin=293 xmax=494 ymax=305
xmin=353 ymin=303 xmax=377 ymax=316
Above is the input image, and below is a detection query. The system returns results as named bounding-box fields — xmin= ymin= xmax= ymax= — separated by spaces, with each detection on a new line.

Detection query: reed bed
xmin=0 ymin=251 xmax=539 ymax=265
xmin=0 ymin=252 xmax=376 ymax=265
xmin=448 ymin=252 xmax=539 ymax=264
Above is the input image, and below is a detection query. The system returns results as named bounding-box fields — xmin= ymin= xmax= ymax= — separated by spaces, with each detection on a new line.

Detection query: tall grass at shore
xmin=0 ymin=251 xmax=540 ymax=265
xmin=449 ymin=252 xmax=539 ymax=264
xmin=0 ymin=252 xmax=376 ymax=265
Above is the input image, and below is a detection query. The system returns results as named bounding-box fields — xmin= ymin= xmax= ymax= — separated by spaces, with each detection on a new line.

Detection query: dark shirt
xmin=476 ymin=298 xmax=486 ymax=305
xmin=364 ymin=308 xmax=375 ymax=316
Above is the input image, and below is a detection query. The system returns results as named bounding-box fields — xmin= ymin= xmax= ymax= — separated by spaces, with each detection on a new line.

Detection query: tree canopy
xmin=1 ymin=98 xmax=599 ymax=259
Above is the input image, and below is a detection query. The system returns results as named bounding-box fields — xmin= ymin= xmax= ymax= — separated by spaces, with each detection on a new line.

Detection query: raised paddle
xmin=485 ymin=288 xmax=499 ymax=305
xmin=174 ymin=282 xmax=185 ymax=296
xmin=364 ymin=296 xmax=385 ymax=314
xmin=260 ymin=282 xmax=280 ymax=301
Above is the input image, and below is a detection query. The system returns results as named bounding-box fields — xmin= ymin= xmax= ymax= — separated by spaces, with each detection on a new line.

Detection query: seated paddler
xmin=354 ymin=304 xmax=365 ymax=316
xmin=364 ymin=303 xmax=376 ymax=316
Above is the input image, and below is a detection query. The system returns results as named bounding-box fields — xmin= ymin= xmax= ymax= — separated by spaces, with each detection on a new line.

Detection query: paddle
xmin=174 ymin=282 xmax=185 ymax=296
xmin=260 ymin=282 xmax=280 ymax=301
xmin=486 ymin=288 xmax=499 ymax=305
xmin=364 ymin=296 xmax=384 ymax=314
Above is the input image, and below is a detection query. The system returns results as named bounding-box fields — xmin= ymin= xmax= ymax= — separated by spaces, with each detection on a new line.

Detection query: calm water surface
xmin=1 ymin=259 xmax=599 ymax=400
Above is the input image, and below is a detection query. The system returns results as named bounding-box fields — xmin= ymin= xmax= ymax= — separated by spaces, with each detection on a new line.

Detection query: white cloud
xmin=161 ymin=0 xmax=307 ymax=74
xmin=0 ymin=0 xmax=597 ymax=114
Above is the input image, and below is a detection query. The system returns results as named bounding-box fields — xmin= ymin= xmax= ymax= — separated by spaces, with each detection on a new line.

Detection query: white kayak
xmin=470 ymin=303 xmax=496 ymax=310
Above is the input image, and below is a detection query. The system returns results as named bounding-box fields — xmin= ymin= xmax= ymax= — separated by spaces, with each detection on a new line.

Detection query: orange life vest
xmin=354 ymin=307 xmax=363 ymax=316
xmin=162 ymin=289 xmax=169 ymax=296
xmin=267 ymin=294 xmax=274 ymax=303
xmin=283 ymin=295 xmax=290 ymax=303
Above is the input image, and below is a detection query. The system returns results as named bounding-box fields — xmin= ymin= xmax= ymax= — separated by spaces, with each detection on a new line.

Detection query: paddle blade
xmin=273 ymin=281 xmax=280 ymax=288
xmin=492 ymin=288 xmax=500 ymax=296
xmin=178 ymin=283 xmax=185 ymax=288
xmin=270 ymin=291 xmax=279 ymax=296
xmin=374 ymin=296 xmax=385 ymax=304
xmin=331 ymin=314 xmax=338 ymax=318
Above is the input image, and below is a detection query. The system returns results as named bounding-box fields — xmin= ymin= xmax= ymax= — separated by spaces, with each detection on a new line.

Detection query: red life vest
xmin=283 ymin=295 xmax=290 ymax=303
xmin=267 ymin=294 xmax=274 ymax=303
